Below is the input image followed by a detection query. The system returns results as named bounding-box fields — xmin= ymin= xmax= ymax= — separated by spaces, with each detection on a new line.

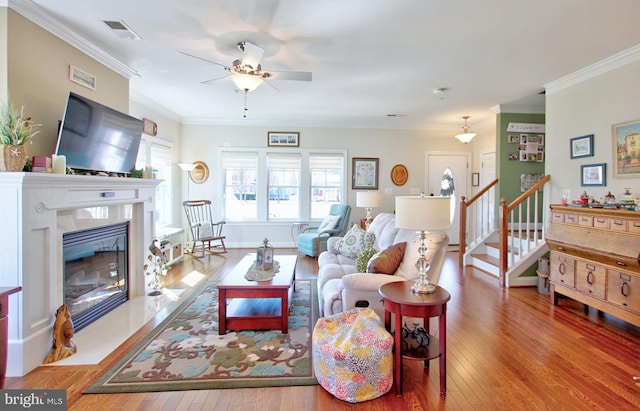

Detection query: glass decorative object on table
xmin=145 ymin=239 xmax=169 ymax=296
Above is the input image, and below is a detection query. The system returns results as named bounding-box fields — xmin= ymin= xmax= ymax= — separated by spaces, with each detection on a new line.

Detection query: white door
xmin=425 ymin=152 xmax=470 ymax=245
xmin=481 ymin=151 xmax=497 ymax=229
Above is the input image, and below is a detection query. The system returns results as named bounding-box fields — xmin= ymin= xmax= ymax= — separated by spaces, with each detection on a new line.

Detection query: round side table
xmin=379 ymin=281 xmax=451 ymax=396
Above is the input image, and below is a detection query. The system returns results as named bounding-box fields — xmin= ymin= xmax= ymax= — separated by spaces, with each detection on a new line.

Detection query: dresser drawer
xmin=593 ymin=216 xmax=609 ymax=229
xmin=564 ymin=213 xmax=578 ymax=225
xmin=552 ymin=212 xmax=564 ymax=223
xmin=577 ymin=215 xmax=593 ymax=227
xmin=575 ymin=260 xmax=606 ymax=299
xmin=607 ymin=270 xmax=640 ymax=313
xmin=609 ymin=218 xmax=628 ymax=231
xmin=550 ymin=252 xmax=575 ymax=288
xmin=628 ymin=219 xmax=640 ymax=234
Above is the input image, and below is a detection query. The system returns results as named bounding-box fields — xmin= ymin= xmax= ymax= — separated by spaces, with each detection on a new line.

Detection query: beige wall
xmin=0 ymin=8 xmax=7 ymax=100
xmin=180 ymin=123 xmax=474 ymax=245
xmin=6 ymin=9 xmax=129 ymax=158
xmin=546 ymin=58 xmax=640 ymax=205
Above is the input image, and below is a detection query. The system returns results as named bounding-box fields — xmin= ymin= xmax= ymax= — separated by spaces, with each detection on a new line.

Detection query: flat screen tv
xmin=55 ymin=92 xmax=143 ymax=174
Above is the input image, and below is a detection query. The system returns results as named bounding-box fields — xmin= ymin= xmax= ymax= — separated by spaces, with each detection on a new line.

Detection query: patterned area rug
xmin=86 ymin=280 xmax=318 ymax=393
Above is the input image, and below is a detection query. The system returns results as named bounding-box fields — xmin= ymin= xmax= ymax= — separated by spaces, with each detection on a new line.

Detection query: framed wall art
xmin=69 ymin=65 xmax=96 ymax=90
xmin=472 ymin=172 xmax=480 ymax=186
xmin=570 ymin=134 xmax=594 ymax=159
xmin=268 ymin=131 xmax=299 ymax=147
xmin=612 ymin=119 xmax=640 ymax=178
xmin=581 ymin=163 xmax=606 ymax=187
xmin=391 ymin=164 xmax=408 ymax=186
xmin=352 ymin=157 xmax=379 ymax=189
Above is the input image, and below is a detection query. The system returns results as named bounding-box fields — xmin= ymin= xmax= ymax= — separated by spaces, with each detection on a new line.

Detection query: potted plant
xmin=0 ymin=99 xmax=40 ymax=171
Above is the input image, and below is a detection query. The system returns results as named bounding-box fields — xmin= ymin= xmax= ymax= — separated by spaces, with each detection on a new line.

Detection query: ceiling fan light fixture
xmin=455 ymin=116 xmax=477 ymax=143
xmin=231 ymin=73 xmax=263 ymax=91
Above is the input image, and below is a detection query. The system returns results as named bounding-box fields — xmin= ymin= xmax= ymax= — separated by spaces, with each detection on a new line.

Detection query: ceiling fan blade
xmin=263 ymin=80 xmax=280 ymax=95
xmin=266 ymin=70 xmax=312 ymax=81
xmin=240 ymin=41 xmax=264 ymax=70
xmin=201 ymin=74 xmax=231 ymax=85
xmin=179 ymin=51 xmax=228 ymax=69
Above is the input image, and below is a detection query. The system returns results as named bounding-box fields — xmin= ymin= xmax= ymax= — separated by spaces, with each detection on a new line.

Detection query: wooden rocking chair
xmin=183 ymin=200 xmax=227 ymax=256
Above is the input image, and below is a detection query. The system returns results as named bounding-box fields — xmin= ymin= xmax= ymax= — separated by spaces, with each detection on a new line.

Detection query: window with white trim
xmin=219 ymin=148 xmax=346 ymax=222
xmin=136 ymin=136 xmax=173 ymax=227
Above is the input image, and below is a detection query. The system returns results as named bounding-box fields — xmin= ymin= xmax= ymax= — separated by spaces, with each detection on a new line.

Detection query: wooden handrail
xmin=459 ymin=178 xmax=499 ymax=267
xmin=499 ymin=174 xmax=551 ymax=286
xmin=504 ymin=174 xmax=550 ymax=212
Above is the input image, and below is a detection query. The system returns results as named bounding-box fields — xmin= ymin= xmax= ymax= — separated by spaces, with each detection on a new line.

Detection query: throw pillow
xmin=367 ymin=242 xmax=407 ymax=275
xmin=334 ymin=224 xmax=375 ymax=259
xmin=318 ymin=215 xmax=340 ymax=232
xmin=355 ymin=244 xmax=377 ymax=272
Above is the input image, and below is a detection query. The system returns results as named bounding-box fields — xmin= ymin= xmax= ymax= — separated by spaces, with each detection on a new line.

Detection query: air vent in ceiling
xmin=101 ymin=19 xmax=141 ymax=40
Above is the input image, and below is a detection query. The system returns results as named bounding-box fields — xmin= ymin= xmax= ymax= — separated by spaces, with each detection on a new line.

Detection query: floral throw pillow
xmin=334 ymin=224 xmax=375 ymax=259
xmin=367 ymin=242 xmax=407 ymax=275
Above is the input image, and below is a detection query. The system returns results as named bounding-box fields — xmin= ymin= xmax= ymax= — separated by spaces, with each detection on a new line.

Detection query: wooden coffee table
xmin=217 ymin=254 xmax=297 ymax=335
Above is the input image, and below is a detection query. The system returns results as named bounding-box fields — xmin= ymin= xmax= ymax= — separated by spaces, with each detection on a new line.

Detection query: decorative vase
xmin=0 ymin=144 xmax=27 ymax=172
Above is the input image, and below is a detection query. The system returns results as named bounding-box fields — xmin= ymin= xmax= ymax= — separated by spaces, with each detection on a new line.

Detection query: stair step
xmin=485 ymin=242 xmax=520 ymax=255
xmin=471 ymin=253 xmax=499 ymax=267
xmin=506 ymin=230 xmax=543 ymax=240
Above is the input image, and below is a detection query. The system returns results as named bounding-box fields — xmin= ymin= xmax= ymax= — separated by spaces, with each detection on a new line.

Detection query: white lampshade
xmin=395 ymin=196 xmax=451 ymax=231
xmin=178 ymin=163 xmax=197 ymax=172
xmin=357 ymin=191 xmax=383 ymax=208
xmin=231 ymin=73 xmax=264 ymax=91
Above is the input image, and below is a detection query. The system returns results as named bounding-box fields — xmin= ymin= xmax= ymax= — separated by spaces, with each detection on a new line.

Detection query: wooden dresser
xmin=546 ymin=204 xmax=640 ymax=327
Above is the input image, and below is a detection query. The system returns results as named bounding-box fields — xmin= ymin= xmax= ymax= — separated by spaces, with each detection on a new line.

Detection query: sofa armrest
xmin=341 ymin=273 xmax=406 ymax=292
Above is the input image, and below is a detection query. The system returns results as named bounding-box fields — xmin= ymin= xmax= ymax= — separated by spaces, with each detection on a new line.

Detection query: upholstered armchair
xmin=297 ymin=204 xmax=351 ymax=257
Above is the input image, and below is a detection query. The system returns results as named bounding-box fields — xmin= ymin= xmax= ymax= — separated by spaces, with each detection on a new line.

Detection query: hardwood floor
xmin=6 ymin=249 xmax=640 ymax=410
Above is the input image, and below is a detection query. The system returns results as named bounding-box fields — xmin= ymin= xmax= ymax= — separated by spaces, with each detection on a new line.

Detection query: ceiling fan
xmin=180 ymin=41 xmax=312 ymax=116
xmin=180 ymin=41 xmax=311 ymax=93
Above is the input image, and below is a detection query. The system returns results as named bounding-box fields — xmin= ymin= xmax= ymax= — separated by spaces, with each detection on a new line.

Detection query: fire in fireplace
xmin=63 ymin=222 xmax=129 ymax=331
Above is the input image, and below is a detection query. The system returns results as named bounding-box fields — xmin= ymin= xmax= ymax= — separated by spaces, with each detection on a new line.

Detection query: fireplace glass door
xmin=63 ymin=222 xmax=129 ymax=331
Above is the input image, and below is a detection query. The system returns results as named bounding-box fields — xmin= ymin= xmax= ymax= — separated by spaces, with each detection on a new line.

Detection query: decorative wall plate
xmin=391 ymin=164 xmax=408 ymax=186
xmin=190 ymin=161 xmax=209 ymax=184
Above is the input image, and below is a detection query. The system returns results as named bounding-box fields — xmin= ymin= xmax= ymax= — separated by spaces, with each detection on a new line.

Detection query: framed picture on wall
xmin=581 ymin=163 xmax=606 ymax=186
xmin=570 ymin=134 xmax=594 ymax=159
xmin=612 ymin=119 xmax=640 ymax=177
xmin=352 ymin=157 xmax=379 ymax=189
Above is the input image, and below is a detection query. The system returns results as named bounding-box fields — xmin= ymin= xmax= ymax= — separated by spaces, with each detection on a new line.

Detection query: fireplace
xmin=0 ymin=173 xmax=161 ymax=377
xmin=63 ymin=222 xmax=129 ymax=331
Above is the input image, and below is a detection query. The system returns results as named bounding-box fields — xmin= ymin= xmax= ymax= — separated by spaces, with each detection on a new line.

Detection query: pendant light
xmin=455 ymin=116 xmax=477 ymax=144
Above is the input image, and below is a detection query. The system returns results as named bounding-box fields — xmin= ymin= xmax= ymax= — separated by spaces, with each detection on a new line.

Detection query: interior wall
xmin=0 ymin=8 xmax=7 ymax=101
xmin=180 ymin=124 xmax=474 ymax=246
xmin=546 ymin=58 xmax=640 ymax=205
xmin=6 ymin=9 xmax=129 ymax=158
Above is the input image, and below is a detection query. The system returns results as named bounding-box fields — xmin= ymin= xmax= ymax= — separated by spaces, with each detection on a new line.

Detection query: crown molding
xmin=491 ymin=103 xmax=545 ymax=114
xmin=545 ymin=44 xmax=640 ymax=95
xmin=8 ymin=0 xmax=138 ymax=79
xmin=129 ymin=90 xmax=182 ymax=123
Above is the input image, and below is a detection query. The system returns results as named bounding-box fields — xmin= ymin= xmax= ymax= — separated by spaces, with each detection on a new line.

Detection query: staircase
xmin=459 ymin=175 xmax=551 ymax=287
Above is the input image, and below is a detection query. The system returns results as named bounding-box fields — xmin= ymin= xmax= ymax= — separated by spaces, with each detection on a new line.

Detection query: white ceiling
xmin=15 ymin=0 xmax=640 ymax=131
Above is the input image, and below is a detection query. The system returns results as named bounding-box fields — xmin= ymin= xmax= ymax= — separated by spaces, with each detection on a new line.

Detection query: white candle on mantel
xmin=52 ymin=154 xmax=66 ymax=174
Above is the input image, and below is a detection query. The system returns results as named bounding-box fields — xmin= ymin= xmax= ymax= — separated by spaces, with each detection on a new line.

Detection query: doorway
xmin=425 ymin=152 xmax=470 ymax=245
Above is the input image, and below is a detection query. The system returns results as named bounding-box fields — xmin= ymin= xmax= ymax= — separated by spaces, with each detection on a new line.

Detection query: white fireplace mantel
xmin=0 ymin=172 xmax=161 ymax=376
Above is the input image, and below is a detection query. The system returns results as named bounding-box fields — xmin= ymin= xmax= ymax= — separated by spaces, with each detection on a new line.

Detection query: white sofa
xmin=317 ymin=213 xmax=449 ymax=319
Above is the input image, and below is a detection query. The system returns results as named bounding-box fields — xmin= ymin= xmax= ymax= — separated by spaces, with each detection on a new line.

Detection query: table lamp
xmin=395 ymin=194 xmax=451 ymax=294
xmin=356 ymin=191 xmax=383 ymax=229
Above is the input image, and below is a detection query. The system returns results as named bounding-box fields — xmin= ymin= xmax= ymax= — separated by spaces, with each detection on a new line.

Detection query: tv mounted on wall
xmin=55 ymin=92 xmax=143 ymax=174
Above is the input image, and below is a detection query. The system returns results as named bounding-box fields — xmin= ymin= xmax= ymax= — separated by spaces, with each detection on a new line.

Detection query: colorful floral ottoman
xmin=312 ymin=307 xmax=393 ymax=403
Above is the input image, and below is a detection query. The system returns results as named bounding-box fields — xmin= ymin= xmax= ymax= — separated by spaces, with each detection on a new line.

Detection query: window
xmin=222 ymin=151 xmax=258 ymax=220
xmin=136 ymin=136 xmax=173 ymax=227
xmin=267 ymin=153 xmax=300 ymax=219
xmin=219 ymin=148 xmax=345 ymax=222
xmin=310 ymin=154 xmax=344 ymax=218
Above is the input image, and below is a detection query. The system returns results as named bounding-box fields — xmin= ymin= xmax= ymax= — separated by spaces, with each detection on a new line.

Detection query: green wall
xmin=496 ymin=112 xmax=546 ymax=211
